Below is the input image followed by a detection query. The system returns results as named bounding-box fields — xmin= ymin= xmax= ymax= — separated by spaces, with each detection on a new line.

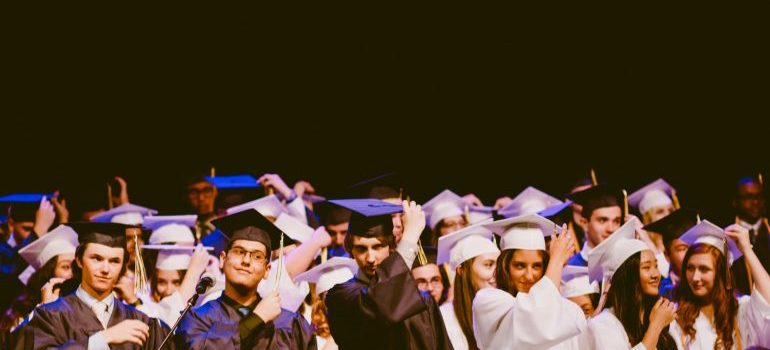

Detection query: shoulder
xmin=35 ymin=294 xmax=77 ymax=315
xmin=326 ymin=278 xmax=360 ymax=302
xmin=567 ymin=254 xmax=587 ymax=266
xmin=587 ymin=308 xmax=621 ymax=330
xmin=273 ymin=309 xmax=311 ymax=331
xmin=472 ymin=287 xmax=514 ymax=313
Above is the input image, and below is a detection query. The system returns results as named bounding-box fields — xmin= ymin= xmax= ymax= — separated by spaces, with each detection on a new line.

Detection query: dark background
xmin=2 ymin=3 xmax=768 ymax=225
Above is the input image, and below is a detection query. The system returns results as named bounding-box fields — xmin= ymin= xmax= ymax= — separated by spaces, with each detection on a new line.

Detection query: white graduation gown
xmin=587 ymin=308 xmax=647 ymax=350
xmin=440 ymin=301 xmax=469 ymax=350
xmin=472 ymin=278 xmax=588 ymax=349
xmin=669 ymin=289 xmax=770 ymax=349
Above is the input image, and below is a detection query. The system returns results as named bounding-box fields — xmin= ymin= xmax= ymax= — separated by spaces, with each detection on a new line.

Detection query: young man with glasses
xmin=176 ymin=209 xmax=315 ymax=349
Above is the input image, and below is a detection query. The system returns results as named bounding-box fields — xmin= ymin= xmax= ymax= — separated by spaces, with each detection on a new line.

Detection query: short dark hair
xmin=343 ymin=232 xmax=396 ymax=255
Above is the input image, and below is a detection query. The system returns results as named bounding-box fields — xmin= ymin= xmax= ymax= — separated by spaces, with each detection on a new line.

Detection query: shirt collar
xmin=579 ymin=241 xmax=593 ymax=261
xmin=76 ymin=285 xmax=115 ymax=311
xmin=738 ymin=218 xmax=762 ymax=231
xmin=221 ymin=293 xmax=259 ymax=312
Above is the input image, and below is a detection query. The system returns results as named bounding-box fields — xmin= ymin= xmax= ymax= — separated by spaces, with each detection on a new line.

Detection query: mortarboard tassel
xmin=107 ymin=183 xmax=114 ymax=210
xmin=274 ymin=232 xmax=285 ymax=292
xmin=671 ymin=189 xmax=681 ymax=210
xmin=759 ymin=173 xmax=764 ymax=187
xmin=567 ymin=221 xmax=580 ymax=254
xmin=697 ymin=214 xmax=701 ymax=224
xmin=210 ymin=166 xmax=216 ymax=177
xmin=321 ymin=247 xmax=328 ymax=264
xmin=417 ymin=242 xmax=427 ymax=266
xmin=622 ymin=189 xmax=629 ymax=218
xmin=133 ymin=230 xmax=149 ymax=296
xmin=464 ymin=205 xmax=471 ymax=225
xmin=590 ymin=169 xmax=598 ymax=186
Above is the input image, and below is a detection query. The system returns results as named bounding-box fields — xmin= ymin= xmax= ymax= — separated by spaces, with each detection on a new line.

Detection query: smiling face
xmin=220 ymin=239 xmax=270 ymax=291
xmin=685 ymin=252 xmax=716 ymax=299
xmin=507 ymin=249 xmax=545 ymax=293
xmin=639 ymin=249 xmax=661 ymax=296
xmin=78 ymin=243 xmax=125 ymax=296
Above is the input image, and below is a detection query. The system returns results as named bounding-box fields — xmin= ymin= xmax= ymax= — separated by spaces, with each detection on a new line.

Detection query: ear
xmin=263 ymin=262 xmax=271 ymax=281
xmin=578 ymin=215 xmax=589 ymax=228
xmin=219 ymin=251 xmax=226 ymax=270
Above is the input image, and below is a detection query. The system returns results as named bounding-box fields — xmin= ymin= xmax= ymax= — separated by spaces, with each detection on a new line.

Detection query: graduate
xmin=324 ymin=199 xmax=453 ymax=349
xmin=669 ymin=221 xmax=770 ymax=349
xmin=641 ymin=208 xmax=698 ymax=299
xmin=436 ymin=220 xmax=500 ymax=350
xmin=293 ymin=257 xmax=358 ymax=350
xmin=23 ymin=222 xmax=172 ymax=349
xmin=497 ymin=186 xmax=563 ymax=219
xmin=559 ymin=266 xmax=599 ymax=318
xmin=423 ymin=190 xmax=468 ymax=238
xmin=175 ymin=209 xmax=316 ymax=350
xmin=586 ymin=218 xmax=677 ymax=350
xmin=410 ymin=246 xmax=449 ymax=305
xmin=472 ymin=214 xmax=586 ymax=349
xmin=566 ymin=185 xmax=624 ymax=267
xmin=628 ymin=178 xmax=678 ymax=253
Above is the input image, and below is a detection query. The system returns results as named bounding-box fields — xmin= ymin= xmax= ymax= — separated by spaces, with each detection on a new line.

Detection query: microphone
xmin=195 ymin=273 xmax=215 ymax=294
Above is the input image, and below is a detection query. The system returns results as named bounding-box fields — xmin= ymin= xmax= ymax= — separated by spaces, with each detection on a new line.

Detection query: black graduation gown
xmin=175 ymin=296 xmax=316 ymax=350
xmin=22 ymin=293 xmax=171 ymax=350
xmin=325 ymin=253 xmax=453 ymax=350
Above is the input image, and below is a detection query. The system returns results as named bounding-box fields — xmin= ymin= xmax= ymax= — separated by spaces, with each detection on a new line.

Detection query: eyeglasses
xmin=228 ymin=247 xmax=267 ymax=263
xmin=416 ymin=277 xmax=443 ymax=290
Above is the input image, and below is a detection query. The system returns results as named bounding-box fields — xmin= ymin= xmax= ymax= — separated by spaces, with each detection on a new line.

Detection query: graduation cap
xmin=89 ymin=203 xmax=158 ymax=225
xmin=628 ymin=178 xmax=677 ymax=215
xmin=294 ymin=257 xmax=358 ymax=296
xmin=561 ymin=265 xmax=600 ymax=298
xmin=314 ymin=201 xmax=351 ymax=226
xmin=567 ymin=184 xmax=624 ymax=219
xmin=18 ymin=225 xmax=78 ymax=270
xmin=467 ymin=206 xmax=495 ymax=224
xmin=140 ymin=245 xmax=213 ymax=270
xmin=679 ymin=220 xmax=743 ymax=265
xmin=225 ymin=195 xmax=286 ymax=219
xmin=538 ymin=201 xmax=573 ymax=219
xmin=498 ymin=187 xmax=563 ymax=218
xmin=66 ymin=222 xmax=132 ymax=248
xmin=483 ymin=214 xmax=559 ymax=251
xmin=423 ymin=190 xmax=465 ymax=230
xmin=587 ymin=217 xmax=648 ymax=284
xmin=205 ymin=174 xmax=261 ymax=189
xmin=642 ymin=208 xmax=698 ymax=248
xmin=0 ymin=193 xmax=51 ymax=222
xmin=273 ymin=213 xmax=314 ymax=243
xmin=144 ymin=215 xmax=198 ymax=245
xmin=211 ymin=208 xmax=294 ymax=254
xmin=437 ymin=219 xmax=498 ymax=270
xmin=328 ymin=199 xmax=402 ymax=237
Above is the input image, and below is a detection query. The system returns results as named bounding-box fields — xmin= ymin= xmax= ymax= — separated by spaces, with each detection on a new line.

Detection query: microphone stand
xmin=157 ymin=292 xmax=202 ymax=350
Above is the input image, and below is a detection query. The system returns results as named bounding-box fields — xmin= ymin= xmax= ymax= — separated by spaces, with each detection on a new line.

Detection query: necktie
xmin=92 ymin=302 xmax=110 ymax=328
xmin=237 ymin=307 xmax=251 ymax=318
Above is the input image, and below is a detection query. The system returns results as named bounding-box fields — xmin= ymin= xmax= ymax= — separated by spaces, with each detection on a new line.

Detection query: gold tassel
xmin=622 ymin=189 xmax=629 ymax=218
xmin=321 ymin=247 xmax=328 ymax=264
xmin=590 ymin=168 xmax=598 ymax=186
xmin=759 ymin=173 xmax=764 ymax=187
xmin=568 ymin=221 xmax=580 ymax=254
xmin=464 ymin=205 xmax=471 ymax=224
xmin=133 ymin=230 xmax=149 ymax=295
xmin=671 ymin=189 xmax=681 ymax=210
xmin=210 ymin=166 xmax=216 ymax=177
xmin=417 ymin=241 xmax=427 ymax=266
xmin=696 ymin=214 xmax=701 ymax=224
xmin=274 ymin=232 xmax=284 ymax=292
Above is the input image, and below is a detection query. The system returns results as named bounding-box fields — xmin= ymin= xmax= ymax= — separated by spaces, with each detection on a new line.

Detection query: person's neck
xmin=738 ymin=215 xmax=762 ymax=226
xmin=82 ymin=281 xmax=113 ymax=301
xmin=700 ymin=303 xmax=714 ymax=320
xmin=224 ymin=284 xmax=259 ymax=306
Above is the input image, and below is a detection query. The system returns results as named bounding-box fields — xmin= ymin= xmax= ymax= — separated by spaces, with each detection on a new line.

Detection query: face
xmin=639 ymin=250 xmax=661 ymax=296
xmin=568 ymin=294 xmax=595 ymax=318
xmin=666 ymin=239 xmax=689 ymax=276
xmin=154 ymin=269 xmax=183 ymax=301
xmin=508 ymin=250 xmax=544 ymax=293
xmin=187 ymin=181 xmax=217 ymax=215
xmin=326 ymin=222 xmax=348 ymax=247
xmin=11 ymin=221 xmax=34 ymax=239
xmin=470 ymin=252 xmax=499 ymax=290
xmin=736 ymin=182 xmax=765 ymax=222
xmin=582 ymin=207 xmax=622 ymax=247
xmin=219 ymin=240 xmax=270 ymax=291
xmin=646 ymin=205 xmax=676 ymax=223
xmin=392 ymin=213 xmax=403 ymax=243
xmin=438 ymin=215 xmax=467 ymax=237
xmin=685 ymin=252 xmax=715 ymax=299
xmin=78 ymin=243 xmax=125 ymax=295
xmin=350 ymin=236 xmax=390 ymax=279
xmin=54 ymin=253 xmax=75 ymax=280
xmin=412 ymin=264 xmax=443 ymax=303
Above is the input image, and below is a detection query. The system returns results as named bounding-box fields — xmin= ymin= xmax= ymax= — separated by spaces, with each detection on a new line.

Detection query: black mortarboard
xmin=643 ymin=208 xmax=699 ymax=247
xmin=66 ymin=222 xmax=131 ymax=248
xmin=211 ymin=209 xmax=294 ymax=254
xmin=329 ymin=199 xmax=402 ymax=237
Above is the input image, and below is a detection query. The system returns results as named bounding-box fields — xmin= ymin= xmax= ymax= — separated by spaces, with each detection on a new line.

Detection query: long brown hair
xmin=453 ymin=259 xmax=481 ymax=350
xmin=675 ymin=243 xmax=738 ymax=350
xmin=494 ymin=249 xmax=547 ymax=296
xmin=605 ymin=252 xmax=676 ymax=349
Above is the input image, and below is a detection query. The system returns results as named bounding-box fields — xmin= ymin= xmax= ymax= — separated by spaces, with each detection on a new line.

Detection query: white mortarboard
xmin=679 ymin=220 xmax=743 ymax=265
xmin=294 ymin=257 xmax=358 ymax=296
xmin=437 ymin=219 xmax=499 ymax=270
xmin=483 ymin=214 xmax=559 ymax=251
xmin=140 ymin=246 xmax=201 ymax=270
xmin=627 ymin=178 xmax=675 ymax=214
xmin=273 ymin=213 xmax=314 ymax=243
xmin=145 ymin=215 xmax=197 ymax=245
xmin=498 ymin=187 xmax=563 ymax=218
xmin=225 ymin=195 xmax=286 ymax=218
xmin=561 ymin=265 xmax=600 ymax=298
xmin=468 ymin=206 xmax=495 ymax=224
xmin=90 ymin=203 xmax=158 ymax=225
xmin=18 ymin=225 xmax=78 ymax=270
xmin=587 ymin=217 xmax=648 ymax=283
xmin=423 ymin=190 xmax=465 ymax=230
